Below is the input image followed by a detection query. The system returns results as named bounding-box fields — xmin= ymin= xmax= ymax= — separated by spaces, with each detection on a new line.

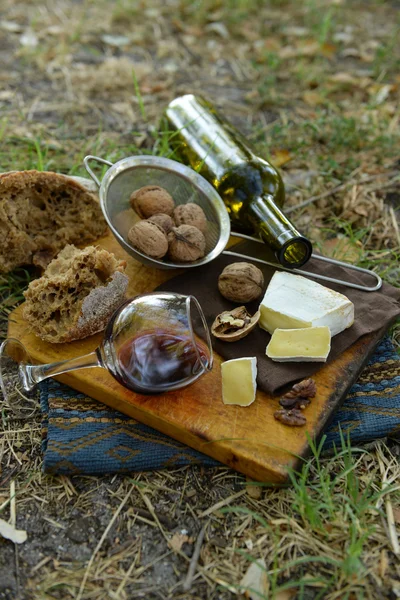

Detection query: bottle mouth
xmin=277 ymin=237 xmax=313 ymax=269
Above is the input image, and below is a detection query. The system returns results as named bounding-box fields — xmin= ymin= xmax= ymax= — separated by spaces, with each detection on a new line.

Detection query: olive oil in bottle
xmin=164 ymin=94 xmax=312 ymax=268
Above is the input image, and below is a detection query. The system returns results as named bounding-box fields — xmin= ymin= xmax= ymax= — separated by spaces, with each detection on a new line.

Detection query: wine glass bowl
xmin=101 ymin=293 xmax=213 ymax=394
xmin=0 ymin=293 xmax=213 ymax=416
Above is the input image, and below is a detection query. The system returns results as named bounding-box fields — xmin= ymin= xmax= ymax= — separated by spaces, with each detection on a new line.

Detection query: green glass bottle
xmin=164 ymin=94 xmax=312 ymax=268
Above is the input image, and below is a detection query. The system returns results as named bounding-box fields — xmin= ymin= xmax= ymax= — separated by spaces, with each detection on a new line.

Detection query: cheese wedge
xmin=221 ymin=357 xmax=257 ymax=407
xmin=266 ymin=326 xmax=331 ymax=362
xmin=259 ymin=272 xmax=354 ymax=336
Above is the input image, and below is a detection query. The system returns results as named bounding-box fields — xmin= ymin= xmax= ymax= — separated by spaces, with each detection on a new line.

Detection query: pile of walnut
xmin=127 ymin=185 xmax=208 ymax=263
xmin=212 ymin=262 xmax=264 ymax=342
xmin=274 ymin=378 xmax=316 ymax=427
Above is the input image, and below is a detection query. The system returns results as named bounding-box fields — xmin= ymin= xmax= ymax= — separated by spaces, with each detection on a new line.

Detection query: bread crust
xmin=0 ymin=170 xmax=107 ymax=273
xmin=67 ymin=271 xmax=129 ymax=342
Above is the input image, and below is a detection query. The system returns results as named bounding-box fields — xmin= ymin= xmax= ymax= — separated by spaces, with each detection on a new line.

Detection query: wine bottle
xmin=164 ymin=94 xmax=312 ymax=268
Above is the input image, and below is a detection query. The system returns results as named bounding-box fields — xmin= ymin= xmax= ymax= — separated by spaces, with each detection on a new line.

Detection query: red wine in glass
xmin=117 ymin=330 xmax=208 ymax=390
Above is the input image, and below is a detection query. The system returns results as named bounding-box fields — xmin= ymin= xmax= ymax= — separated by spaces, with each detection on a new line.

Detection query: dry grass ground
xmin=0 ymin=0 xmax=399 ymax=598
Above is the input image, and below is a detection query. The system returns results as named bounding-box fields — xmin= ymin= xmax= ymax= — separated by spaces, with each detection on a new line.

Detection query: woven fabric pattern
xmin=323 ymin=337 xmax=400 ymax=447
xmin=40 ymin=338 xmax=400 ymax=475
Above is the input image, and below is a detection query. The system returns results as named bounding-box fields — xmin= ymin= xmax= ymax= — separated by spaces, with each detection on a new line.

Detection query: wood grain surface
xmin=8 ymin=233 xmax=380 ymax=482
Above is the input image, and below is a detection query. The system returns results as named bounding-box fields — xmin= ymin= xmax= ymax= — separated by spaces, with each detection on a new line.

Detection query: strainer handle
xmin=83 ymin=155 xmax=114 ymax=188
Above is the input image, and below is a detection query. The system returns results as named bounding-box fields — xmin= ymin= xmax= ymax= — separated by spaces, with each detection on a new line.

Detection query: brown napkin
xmin=156 ymin=240 xmax=400 ymax=395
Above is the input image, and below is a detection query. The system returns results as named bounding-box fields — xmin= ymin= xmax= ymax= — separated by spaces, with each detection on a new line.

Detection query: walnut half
xmin=211 ymin=306 xmax=260 ymax=342
xmin=274 ymin=408 xmax=307 ymax=427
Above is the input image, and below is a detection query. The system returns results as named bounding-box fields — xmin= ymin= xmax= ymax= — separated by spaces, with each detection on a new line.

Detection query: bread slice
xmin=23 ymin=245 xmax=129 ymax=343
xmin=0 ymin=170 xmax=107 ymax=273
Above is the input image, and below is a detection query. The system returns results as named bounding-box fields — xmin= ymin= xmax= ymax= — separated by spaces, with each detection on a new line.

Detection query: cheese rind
xmin=266 ymin=326 xmax=331 ymax=362
xmin=259 ymin=272 xmax=354 ymax=336
xmin=221 ymin=357 xmax=257 ymax=407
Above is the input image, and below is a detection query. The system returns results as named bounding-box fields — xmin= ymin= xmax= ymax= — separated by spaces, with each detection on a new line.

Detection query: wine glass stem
xmin=19 ymin=350 xmax=102 ymax=391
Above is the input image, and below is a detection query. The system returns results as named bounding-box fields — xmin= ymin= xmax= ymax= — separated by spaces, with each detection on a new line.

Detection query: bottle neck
xmin=248 ymin=195 xmax=312 ymax=268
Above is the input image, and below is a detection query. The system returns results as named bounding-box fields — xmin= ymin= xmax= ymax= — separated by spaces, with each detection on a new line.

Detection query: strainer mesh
xmin=105 ymin=165 xmax=221 ymax=256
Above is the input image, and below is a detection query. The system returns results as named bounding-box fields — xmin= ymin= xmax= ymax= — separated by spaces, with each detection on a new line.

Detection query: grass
xmin=0 ymin=0 xmax=399 ymax=598
xmin=222 ymin=431 xmax=399 ymax=599
xmin=372 ymin=27 xmax=400 ymax=79
xmin=257 ymin=110 xmax=400 ymax=180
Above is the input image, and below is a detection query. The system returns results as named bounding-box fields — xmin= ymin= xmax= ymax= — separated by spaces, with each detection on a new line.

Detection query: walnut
xmin=130 ymin=185 xmax=174 ymax=218
xmin=211 ymin=306 xmax=260 ymax=342
xmin=279 ymin=378 xmax=316 ymax=409
xmin=173 ymin=203 xmax=207 ymax=234
xmin=128 ymin=221 xmax=168 ymax=259
xmin=274 ymin=408 xmax=307 ymax=427
xmin=167 ymin=225 xmax=206 ymax=262
xmin=279 ymin=396 xmax=311 ymax=410
xmin=147 ymin=213 xmax=175 ymax=234
xmin=218 ymin=262 xmax=264 ymax=303
xmin=281 ymin=379 xmax=316 ymax=400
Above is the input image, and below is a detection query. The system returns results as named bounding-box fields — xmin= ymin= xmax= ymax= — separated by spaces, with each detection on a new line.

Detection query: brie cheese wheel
xmin=221 ymin=357 xmax=257 ymax=407
xmin=266 ymin=326 xmax=331 ymax=362
xmin=259 ymin=272 xmax=354 ymax=336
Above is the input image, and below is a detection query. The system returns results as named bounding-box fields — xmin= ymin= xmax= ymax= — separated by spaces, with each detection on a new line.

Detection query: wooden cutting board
xmin=8 ymin=232 xmax=380 ymax=483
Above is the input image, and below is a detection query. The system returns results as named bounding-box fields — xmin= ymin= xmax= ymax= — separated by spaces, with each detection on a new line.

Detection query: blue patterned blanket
xmin=40 ymin=337 xmax=400 ymax=475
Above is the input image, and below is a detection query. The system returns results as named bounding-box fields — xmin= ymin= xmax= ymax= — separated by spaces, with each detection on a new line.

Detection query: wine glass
xmin=0 ymin=293 xmax=213 ymax=417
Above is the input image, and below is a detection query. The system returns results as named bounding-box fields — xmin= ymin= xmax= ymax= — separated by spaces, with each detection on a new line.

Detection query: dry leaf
xmin=111 ymin=102 xmax=135 ymax=121
xmin=279 ymin=40 xmax=318 ymax=59
xmin=0 ymin=20 xmax=23 ymax=33
xmin=205 ymin=22 xmax=229 ymax=39
xmin=45 ymin=25 xmax=64 ymax=36
xmin=0 ymin=90 xmax=14 ymax=101
xmin=279 ymin=39 xmax=335 ymax=60
xmin=303 ymin=91 xmax=325 ymax=106
xmin=333 ymin=30 xmax=354 ymax=43
xmin=270 ymin=149 xmax=291 ymax=167
xmin=283 ymin=169 xmax=318 ymax=192
xmin=0 ymin=518 xmax=27 ymax=544
xmin=275 ymin=590 xmax=297 ymax=600
xmin=240 ymin=558 xmax=268 ymax=600
xmin=141 ymin=82 xmax=169 ymax=94
xmin=284 ymin=26 xmax=309 ymax=37
xmin=321 ymin=237 xmax=363 ymax=263
xmin=392 ymin=507 xmax=400 ymax=524
xmin=320 ymin=42 xmax=336 ymax=58
xmin=20 ymin=30 xmax=38 ymax=48
xmin=328 ymin=72 xmax=371 ymax=88
xmin=380 ymin=549 xmax=389 ymax=579
xmin=354 ymin=205 xmax=369 ymax=217
xmin=369 ymin=84 xmax=396 ymax=106
xmin=169 ymin=532 xmax=191 ymax=552
xmin=246 ymin=477 xmax=263 ymax=500
xmin=240 ymin=23 xmax=262 ymax=42
xmin=101 ymin=34 xmax=131 ymax=47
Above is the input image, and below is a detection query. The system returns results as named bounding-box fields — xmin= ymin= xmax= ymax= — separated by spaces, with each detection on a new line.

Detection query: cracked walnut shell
xmin=167 ymin=225 xmax=206 ymax=262
xmin=128 ymin=220 xmax=168 ymax=259
xmin=211 ymin=306 xmax=260 ymax=342
xmin=218 ymin=262 xmax=264 ymax=303
xmin=130 ymin=185 xmax=175 ymax=218
xmin=173 ymin=203 xmax=207 ymax=234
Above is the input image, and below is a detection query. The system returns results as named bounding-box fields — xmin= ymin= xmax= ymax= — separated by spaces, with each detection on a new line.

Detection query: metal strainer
xmin=84 ymin=154 xmax=382 ymax=292
xmin=84 ymin=154 xmax=231 ymax=270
